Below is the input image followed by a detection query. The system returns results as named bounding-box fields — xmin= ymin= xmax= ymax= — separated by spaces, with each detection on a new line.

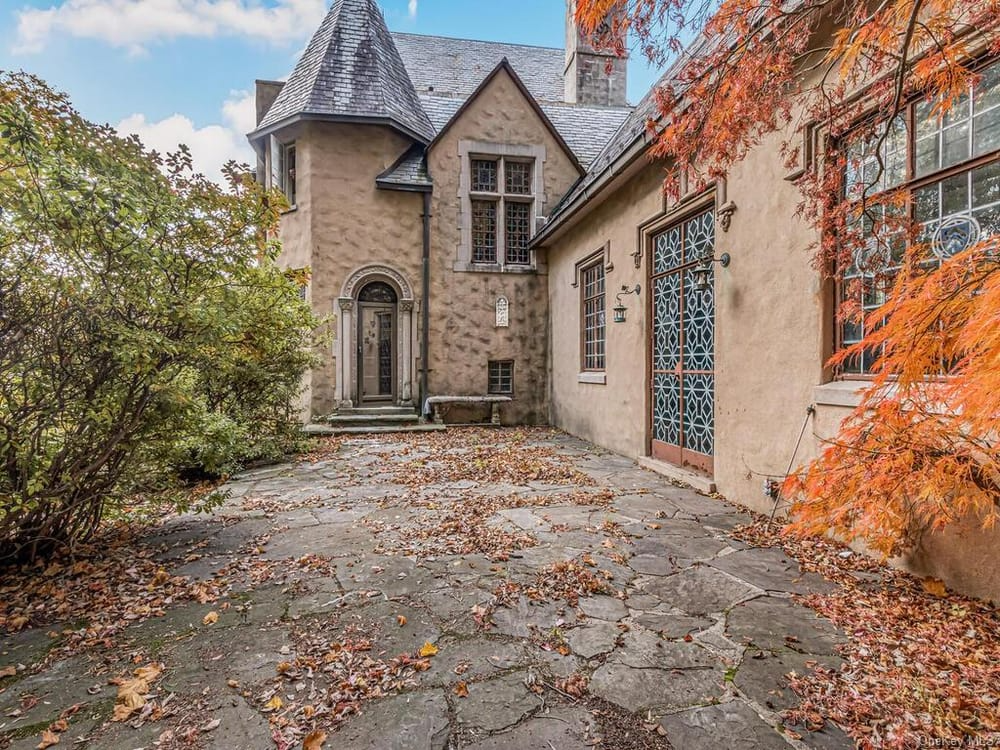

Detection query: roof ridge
xmin=390 ymin=30 xmax=563 ymax=52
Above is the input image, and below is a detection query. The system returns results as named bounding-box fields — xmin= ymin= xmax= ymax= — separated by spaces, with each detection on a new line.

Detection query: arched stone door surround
xmin=336 ymin=265 xmax=416 ymax=408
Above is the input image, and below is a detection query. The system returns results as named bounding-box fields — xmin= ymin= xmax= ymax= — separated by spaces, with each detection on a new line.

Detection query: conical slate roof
xmin=255 ymin=0 xmax=434 ymax=142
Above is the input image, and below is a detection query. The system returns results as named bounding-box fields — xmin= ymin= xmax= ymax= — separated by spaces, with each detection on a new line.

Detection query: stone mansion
xmin=249 ymin=0 xmax=1000 ymax=602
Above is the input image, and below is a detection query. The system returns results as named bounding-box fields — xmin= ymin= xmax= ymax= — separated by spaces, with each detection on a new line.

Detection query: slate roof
xmin=376 ymin=144 xmax=432 ymax=191
xmin=542 ymin=67 xmax=678 ymax=224
xmin=541 ymin=38 xmax=719 ymax=233
xmin=393 ymin=33 xmax=566 ymax=103
xmin=416 ymin=94 xmax=630 ymax=169
xmin=253 ymin=0 xmax=433 ymax=142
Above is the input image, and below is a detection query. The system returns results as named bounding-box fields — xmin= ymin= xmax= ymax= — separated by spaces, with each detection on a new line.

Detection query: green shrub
xmin=0 ymin=72 xmax=319 ymax=562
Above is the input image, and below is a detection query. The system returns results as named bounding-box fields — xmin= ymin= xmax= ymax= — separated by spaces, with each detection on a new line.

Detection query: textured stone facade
xmin=274 ymin=121 xmax=424 ymax=418
xmin=427 ymin=69 xmax=583 ymax=424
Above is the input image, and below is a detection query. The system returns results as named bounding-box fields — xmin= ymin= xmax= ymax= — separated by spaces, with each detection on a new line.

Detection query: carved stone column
xmin=336 ymin=297 xmax=354 ymax=408
xmin=399 ymin=300 xmax=414 ymax=404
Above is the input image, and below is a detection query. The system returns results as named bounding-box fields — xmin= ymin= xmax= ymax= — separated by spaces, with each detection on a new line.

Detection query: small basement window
xmin=488 ymin=360 xmax=514 ymax=395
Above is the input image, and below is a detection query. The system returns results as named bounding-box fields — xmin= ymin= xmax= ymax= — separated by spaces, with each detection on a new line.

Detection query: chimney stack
xmin=564 ymin=0 xmax=628 ymax=107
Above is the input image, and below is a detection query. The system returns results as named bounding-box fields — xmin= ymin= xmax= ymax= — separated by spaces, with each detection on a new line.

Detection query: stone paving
xmin=0 ymin=430 xmax=854 ymax=749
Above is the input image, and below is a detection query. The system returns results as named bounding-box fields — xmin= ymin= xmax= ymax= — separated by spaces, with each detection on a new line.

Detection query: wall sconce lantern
xmin=693 ymin=253 xmax=731 ymax=293
xmin=613 ymin=284 xmax=641 ymax=323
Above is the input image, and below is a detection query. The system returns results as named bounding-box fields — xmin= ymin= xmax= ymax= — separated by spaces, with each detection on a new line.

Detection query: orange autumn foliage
xmin=576 ymin=0 xmax=1000 ymax=555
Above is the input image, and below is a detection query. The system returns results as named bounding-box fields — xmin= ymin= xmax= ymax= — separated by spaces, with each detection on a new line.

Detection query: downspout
xmin=420 ymin=190 xmax=431 ymax=414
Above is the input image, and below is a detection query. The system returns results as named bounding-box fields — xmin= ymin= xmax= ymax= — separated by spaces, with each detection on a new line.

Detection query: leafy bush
xmin=0 ymin=72 xmax=318 ymax=562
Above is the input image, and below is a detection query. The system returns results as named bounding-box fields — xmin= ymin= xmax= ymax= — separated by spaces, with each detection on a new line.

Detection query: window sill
xmin=453 ymin=261 xmax=537 ymax=274
xmin=280 ymin=205 xmax=298 ymax=215
xmin=813 ymin=380 xmax=867 ymax=408
xmin=578 ymin=372 xmax=606 ymax=385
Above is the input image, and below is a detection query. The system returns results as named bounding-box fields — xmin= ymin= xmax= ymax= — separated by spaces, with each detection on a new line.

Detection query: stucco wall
xmin=543 ymin=129 xmax=1000 ymax=603
xmin=547 ymin=165 xmax=665 ymax=454
xmin=278 ymin=121 xmax=425 ymax=417
xmin=427 ymin=69 xmax=582 ymax=424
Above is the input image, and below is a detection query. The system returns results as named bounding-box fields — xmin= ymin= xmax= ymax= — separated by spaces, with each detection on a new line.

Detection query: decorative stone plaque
xmin=495 ymin=296 xmax=510 ymax=328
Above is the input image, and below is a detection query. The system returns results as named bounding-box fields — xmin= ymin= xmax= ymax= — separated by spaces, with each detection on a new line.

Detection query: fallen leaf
xmin=200 ymin=718 xmax=221 ymax=732
xmin=37 ymin=730 xmax=60 ymax=749
xmin=453 ymin=681 xmax=469 ymax=698
xmin=263 ymin=695 xmax=283 ymax=711
xmin=202 ymin=611 xmax=219 ymax=625
xmin=922 ymin=577 xmax=947 ymax=597
xmin=151 ymin=569 xmax=170 ymax=586
xmin=0 ymin=665 xmax=16 ymax=678
xmin=226 ymin=679 xmax=239 ymax=688
xmin=396 ymin=615 xmax=407 ymax=627
xmin=418 ymin=641 xmax=438 ymax=657
xmin=303 ymin=729 xmax=327 ymax=750
xmin=49 ymin=720 xmax=68 ymax=732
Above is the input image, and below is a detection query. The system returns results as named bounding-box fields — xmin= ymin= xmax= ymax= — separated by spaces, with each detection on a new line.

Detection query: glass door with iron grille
xmin=650 ymin=208 xmax=716 ymax=474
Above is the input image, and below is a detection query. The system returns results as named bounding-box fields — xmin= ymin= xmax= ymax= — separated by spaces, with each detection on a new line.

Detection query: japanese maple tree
xmin=576 ymin=0 xmax=1000 ymax=556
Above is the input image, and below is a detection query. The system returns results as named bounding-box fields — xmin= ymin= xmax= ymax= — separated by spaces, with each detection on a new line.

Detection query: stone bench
xmin=423 ymin=395 xmax=512 ymax=425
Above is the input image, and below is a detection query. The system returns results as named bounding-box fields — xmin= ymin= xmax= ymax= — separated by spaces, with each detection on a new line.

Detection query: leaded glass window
xmin=488 ymin=360 xmax=514 ymax=394
xmin=582 ymin=261 xmax=606 ymax=371
xmin=505 ymin=161 xmax=532 ymax=194
xmin=839 ymin=60 xmax=1000 ymax=376
xmin=471 ymin=159 xmax=498 ymax=192
xmin=467 ymin=155 xmax=536 ymax=268
xmin=471 ymin=200 xmax=498 ymax=264
xmin=505 ymin=202 xmax=531 ymax=265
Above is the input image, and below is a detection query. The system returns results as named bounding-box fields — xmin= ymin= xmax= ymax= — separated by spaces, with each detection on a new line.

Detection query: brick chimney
xmin=564 ymin=0 xmax=628 ymax=106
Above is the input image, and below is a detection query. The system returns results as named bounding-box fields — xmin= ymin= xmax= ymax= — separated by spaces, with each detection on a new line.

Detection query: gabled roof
xmin=426 ymin=59 xmax=586 ymax=176
xmin=417 ymin=94 xmax=631 ymax=169
xmin=392 ymin=33 xmax=567 ymax=103
xmin=251 ymin=0 xmax=433 ymax=143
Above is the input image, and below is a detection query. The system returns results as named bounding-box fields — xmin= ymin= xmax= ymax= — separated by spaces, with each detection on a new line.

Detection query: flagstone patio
xmin=0 ymin=429 xmax=854 ymax=749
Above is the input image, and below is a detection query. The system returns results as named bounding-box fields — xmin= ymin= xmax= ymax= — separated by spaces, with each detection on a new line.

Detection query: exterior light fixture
xmin=693 ymin=253 xmax=731 ymax=293
xmin=613 ymin=284 xmax=641 ymax=323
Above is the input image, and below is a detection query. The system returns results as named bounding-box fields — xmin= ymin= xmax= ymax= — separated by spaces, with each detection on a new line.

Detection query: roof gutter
xmin=532 ymin=131 xmax=652 ymax=248
xmin=247 ymin=112 xmax=433 ymax=148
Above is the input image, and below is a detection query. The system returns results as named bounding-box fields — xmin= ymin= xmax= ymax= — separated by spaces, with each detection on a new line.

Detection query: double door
xmin=650 ymin=208 xmax=716 ymax=474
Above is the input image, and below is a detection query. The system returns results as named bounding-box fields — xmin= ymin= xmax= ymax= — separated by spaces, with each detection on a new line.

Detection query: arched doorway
xmin=357 ymin=281 xmax=398 ymax=404
xmin=336 ymin=264 xmax=416 ymax=409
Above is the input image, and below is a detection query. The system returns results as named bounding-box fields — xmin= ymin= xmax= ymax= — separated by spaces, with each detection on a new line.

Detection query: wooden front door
xmin=356 ymin=281 xmax=398 ymax=404
xmin=650 ymin=208 xmax=716 ymax=475
xmin=358 ymin=304 xmax=396 ymax=403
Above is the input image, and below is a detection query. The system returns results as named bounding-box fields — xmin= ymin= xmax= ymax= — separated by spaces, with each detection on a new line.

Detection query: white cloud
xmin=116 ymin=90 xmax=257 ymax=183
xmin=13 ymin=0 xmax=327 ymax=54
xmin=407 ymin=0 xmax=417 ymax=20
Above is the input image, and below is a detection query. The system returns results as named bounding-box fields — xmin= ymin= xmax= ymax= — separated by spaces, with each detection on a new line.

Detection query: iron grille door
xmin=650 ymin=208 xmax=716 ymax=474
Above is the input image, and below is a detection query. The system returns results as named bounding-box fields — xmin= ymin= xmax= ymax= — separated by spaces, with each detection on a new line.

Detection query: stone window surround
xmin=456 ymin=140 xmax=547 ymax=274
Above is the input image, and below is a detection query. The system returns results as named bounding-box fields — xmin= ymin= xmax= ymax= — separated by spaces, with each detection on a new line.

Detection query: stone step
xmin=325 ymin=413 xmax=420 ymax=427
xmin=304 ymin=423 xmax=446 ymax=436
xmin=335 ymin=406 xmax=416 ymax=417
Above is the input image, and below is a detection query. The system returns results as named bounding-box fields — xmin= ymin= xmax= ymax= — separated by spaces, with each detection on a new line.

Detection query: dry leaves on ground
xmin=379 ymin=428 xmax=597 ymax=487
xmin=735 ymin=517 xmax=1000 ymax=749
xmin=366 ymin=487 xmax=615 ymax=562
xmin=111 ymin=662 xmax=164 ymax=722
xmin=0 ymin=525 xmax=225 ymax=658
xmin=255 ymin=626 xmax=432 ymax=748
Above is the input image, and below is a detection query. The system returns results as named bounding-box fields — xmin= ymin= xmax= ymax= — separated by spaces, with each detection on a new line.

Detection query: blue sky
xmin=0 ymin=0 xmax=664 ymax=180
